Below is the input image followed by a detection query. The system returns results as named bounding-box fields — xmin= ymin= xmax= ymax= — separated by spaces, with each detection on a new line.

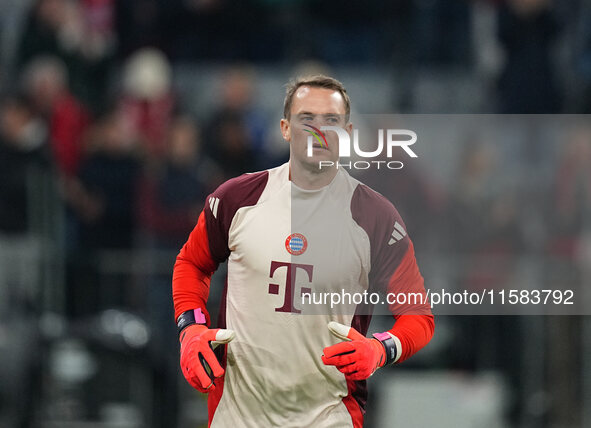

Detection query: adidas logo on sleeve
xmin=209 ymin=196 xmax=220 ymax=219
xmin=388 ymin=222 xmax=407 ymax=245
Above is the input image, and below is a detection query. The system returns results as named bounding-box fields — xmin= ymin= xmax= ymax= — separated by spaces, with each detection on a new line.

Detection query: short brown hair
xmin=283 ymin=75 xmax=351 ymax=121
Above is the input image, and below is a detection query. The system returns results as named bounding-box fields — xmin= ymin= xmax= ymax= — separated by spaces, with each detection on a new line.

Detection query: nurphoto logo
xmin=305 ymin=125 xmax=418 ymax=170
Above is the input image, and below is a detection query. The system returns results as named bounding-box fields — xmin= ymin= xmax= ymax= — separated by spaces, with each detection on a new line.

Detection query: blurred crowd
xmin=1 ymin=0 xmax=590 ymax=276
xmin=1 ymin=0 xmax=591 ymax=427
xmin=0 ymin=0 xmax=293 ymax=310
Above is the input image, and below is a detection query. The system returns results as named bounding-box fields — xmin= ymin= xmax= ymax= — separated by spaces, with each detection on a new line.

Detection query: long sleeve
xmin=172 ymin=211 xmax=218 ymax=325
xmin=387 ymin=242 xmax=434 ymax=363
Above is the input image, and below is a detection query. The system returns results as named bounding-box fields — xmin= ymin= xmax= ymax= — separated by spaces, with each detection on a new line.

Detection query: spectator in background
xmin=17 ymin=0 xmax=75 ymax=69
xmin=0 ymin=92 xmax=46 ymax=426
xmin=65 ymin=108 xmax=141 ymax=315
xmin=205 ymin=67 xmax=266 ymax=176
xmin=17 ymin=0 xmax=115 ymax=113
xmin=0 ymin=93 xmax=49 ymax=235
xmin=0 ymin=93 xmax=49 ymax=321
xmin=119 ymin=48 xmax=175 ymax=161
xmin=206 ymin=110 xmax=257 ymax=180
xmin=22 ymin=55 xmax=89 ymax=177
xmin=497 ymin=0 xmax=562 ymax=113
xmin=72 ymin=108 xmax=141 ymax=250
xmin=139 ymin=115 xmax=220 ymax=249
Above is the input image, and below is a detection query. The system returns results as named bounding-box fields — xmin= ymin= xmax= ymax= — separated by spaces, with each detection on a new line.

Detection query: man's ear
xmin=280 ymin=118 xmax=291 ymax=141
xmin=345 ymin=121 xmax=353 ymax=135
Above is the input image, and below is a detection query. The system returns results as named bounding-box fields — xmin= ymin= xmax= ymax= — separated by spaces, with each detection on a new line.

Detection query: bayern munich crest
xmin=285 ymin=233 xmax=308 ymax=255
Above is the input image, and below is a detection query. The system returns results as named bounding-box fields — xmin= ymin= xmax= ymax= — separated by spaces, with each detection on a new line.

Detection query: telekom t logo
xmin=305 ymin=125 xmax=418 ymax=158
xmin=268 ymin=261 xmax=313 ymax=313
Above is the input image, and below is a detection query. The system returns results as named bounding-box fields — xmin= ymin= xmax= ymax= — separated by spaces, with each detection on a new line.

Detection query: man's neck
xmin=289 ymin=159 xmax=338 ymax=190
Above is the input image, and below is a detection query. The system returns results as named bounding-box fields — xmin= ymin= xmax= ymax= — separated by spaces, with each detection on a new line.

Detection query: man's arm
xmin=172 ymin=210 xmax=217 ymax=325
xmin=173 ymin=209 xmax=238 ymax=393
xmin=385 ymin=241 xmax=434 ymax=363
xmin=172 ymin=171 xmax=269 ymax=392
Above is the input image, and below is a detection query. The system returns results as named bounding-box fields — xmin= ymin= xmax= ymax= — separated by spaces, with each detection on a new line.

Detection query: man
xmin=172 ymin=75 xmax=434 ymax=427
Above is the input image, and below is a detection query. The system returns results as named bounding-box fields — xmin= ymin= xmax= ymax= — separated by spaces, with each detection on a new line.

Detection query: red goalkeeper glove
xmin=179 ymin=324 xmax=235 ymax=393
xmin=322 ymin=321 xmax=397 ymax=380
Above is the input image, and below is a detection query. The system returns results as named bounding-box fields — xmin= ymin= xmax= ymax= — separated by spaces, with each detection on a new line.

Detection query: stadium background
xmin=1 ymin=0 xmax=591 ymax=427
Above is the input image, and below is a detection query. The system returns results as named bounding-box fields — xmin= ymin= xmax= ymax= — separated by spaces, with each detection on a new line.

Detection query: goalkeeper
xmin=172 ymin=75 xmax=434 ymax=427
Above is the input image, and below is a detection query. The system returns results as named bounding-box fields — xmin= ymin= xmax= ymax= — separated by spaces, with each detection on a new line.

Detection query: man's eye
xmin=302 ymin=116 xmax=313 ymax=121
xmin=326 ymin=117 xmax=338 ymax=124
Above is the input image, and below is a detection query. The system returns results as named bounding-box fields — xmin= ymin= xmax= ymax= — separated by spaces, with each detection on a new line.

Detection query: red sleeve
xmin=387 ymin=242 xmax=434 ymax=363
xmin=172 ymin=211 xmax=217 ymax=324
xmin=389 ymin=314 xmax=434 ymax=363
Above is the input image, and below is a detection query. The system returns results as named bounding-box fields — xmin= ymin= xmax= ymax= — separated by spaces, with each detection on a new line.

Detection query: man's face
xmin=281 ymin=86 xmax=351 ymax=170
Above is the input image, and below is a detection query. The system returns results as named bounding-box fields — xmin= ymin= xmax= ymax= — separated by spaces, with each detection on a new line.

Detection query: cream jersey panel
xmin=211 ymin=164 xmax=371 ymax=427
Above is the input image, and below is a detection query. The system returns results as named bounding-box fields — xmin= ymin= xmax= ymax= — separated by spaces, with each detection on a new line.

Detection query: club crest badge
xmin=285 ymin=233 xmax=308 ymax=256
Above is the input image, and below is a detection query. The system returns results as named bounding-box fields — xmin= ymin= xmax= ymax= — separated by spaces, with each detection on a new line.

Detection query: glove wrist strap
xmin=372 ymin=332 xmax=397 ymax=365
xmin=177 ymin=308 xmax=207 ymax=336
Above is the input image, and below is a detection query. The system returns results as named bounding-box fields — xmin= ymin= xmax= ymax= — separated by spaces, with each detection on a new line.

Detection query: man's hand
xmin=179 ymin=324 xmax=235 ymax=392
xmin=322 ymin=322 xmax=387 ymax=380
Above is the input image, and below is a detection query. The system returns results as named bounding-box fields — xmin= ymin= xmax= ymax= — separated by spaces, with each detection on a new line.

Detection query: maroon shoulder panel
xmin=204 ymin=170 xmax=269 ymax=263
xmin=350 ymin=183 xmax=410 ymax=293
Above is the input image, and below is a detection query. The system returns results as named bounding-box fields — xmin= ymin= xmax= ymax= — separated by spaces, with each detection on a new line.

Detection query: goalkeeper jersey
xmin=173 ymin=162 xmax=433 ymax=428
